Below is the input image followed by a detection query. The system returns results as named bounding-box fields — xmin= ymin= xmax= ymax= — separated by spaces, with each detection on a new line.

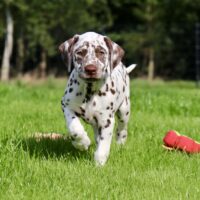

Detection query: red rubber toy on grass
xmin=163 ymin=130 xmax=200 ymax=153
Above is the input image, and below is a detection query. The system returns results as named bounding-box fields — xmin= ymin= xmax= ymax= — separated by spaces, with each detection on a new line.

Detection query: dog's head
xmin=59 ymin=32 xmax=124 ymax=80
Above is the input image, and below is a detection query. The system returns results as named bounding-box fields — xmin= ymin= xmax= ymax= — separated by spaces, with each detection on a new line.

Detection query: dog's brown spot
xmin=98 ymin=127 xmax=102 ymax=135
xmin=110 ymin=102 xmax=114 ymax=110
xmin=85 ymin=83 xmax=93 ymax=102
xmin=61 ymin=100 xmax=64 ymax=105
xmin=93 ymin=116 xmax=98 ymax=124
xmin=98 ymin=91 xmax=106 ymax=96
xmin=80 ymin=107 xmax=85 ymax=114
xmin=125 ymin=96 xmax=128 ymax=105
xmin=75 ymin=112 xmax=81 ymax=117
xmin=72 ymin=134 xmax=77 ymax=138
xmin=76 ymin=92 xmax=82 ymax=96
xmin=74 ymin=80 xmax=80 ymax=85
xmin=100 ymin=136 xmax=104 ymax=140
xmin=69 ymin=88 xmax=73 ymax=93
xmin=105 ymin=119 xmax=111 ymax=128
xmin=110 ymin=89 xmax=115 ymax=95
xmin=106 ymin=84 xmax=109 ymax=91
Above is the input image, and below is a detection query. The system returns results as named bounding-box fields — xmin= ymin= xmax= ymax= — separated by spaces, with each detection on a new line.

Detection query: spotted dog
xmin=59 ymin=32 xmax=136 ymax=165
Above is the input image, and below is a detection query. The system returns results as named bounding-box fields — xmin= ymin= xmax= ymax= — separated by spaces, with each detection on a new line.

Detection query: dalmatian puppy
xmin=59 ymin=32 xmax=136 ymax=165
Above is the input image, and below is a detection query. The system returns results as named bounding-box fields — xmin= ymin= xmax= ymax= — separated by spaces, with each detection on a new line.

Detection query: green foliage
xmin=0 ymin=18 xmax=3 ymax=38
xmin=1 ymin=79 xmax=200 ymax=199
xmin=0 ymin=0 xmax=200 ymax=79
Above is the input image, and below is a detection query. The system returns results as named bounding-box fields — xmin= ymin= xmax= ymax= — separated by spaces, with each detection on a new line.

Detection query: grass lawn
xmin=1 ymin=78 xmax=200 ymax=200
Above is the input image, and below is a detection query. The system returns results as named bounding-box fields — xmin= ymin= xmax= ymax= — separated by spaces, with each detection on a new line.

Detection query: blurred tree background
xmin=0 ymin=0 xmax=200 ymax=81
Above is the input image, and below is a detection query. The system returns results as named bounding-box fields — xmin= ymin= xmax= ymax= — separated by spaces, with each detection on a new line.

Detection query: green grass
xmin=1 ymin=78 xmax=200 ymax=200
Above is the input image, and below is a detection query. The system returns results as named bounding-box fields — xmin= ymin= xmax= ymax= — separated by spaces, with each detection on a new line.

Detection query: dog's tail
xmin=126 ymin=64 xmax=137 ymax=74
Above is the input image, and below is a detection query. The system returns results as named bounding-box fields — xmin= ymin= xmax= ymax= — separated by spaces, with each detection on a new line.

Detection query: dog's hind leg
xmin=116 ymin=97 xmax=130 ymax=145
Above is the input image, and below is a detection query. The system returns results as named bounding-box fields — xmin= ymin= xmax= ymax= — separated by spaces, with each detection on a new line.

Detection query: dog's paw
xmin=94 ymin=152 xmax=108 ymax=166
xmin=72 ymin=136 xmax=91 ymax=151
xmin=116 ymin=130 xmax=127 ymax=145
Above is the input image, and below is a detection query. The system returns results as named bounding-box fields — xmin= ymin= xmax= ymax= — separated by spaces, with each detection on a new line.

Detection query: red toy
xmin=163 ymin=130 xmax=200 ymax=153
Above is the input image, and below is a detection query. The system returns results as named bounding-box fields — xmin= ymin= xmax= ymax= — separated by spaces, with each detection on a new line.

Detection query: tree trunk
xmin=1 ymin=6 xmax=14 ymax=81
xmin=39 ymin=49 xmax=47 ymax=78
xmin=148 ymin=47 xmax=155 ymax=81
xmin=146 ymin=3 xmax=155 ymax=81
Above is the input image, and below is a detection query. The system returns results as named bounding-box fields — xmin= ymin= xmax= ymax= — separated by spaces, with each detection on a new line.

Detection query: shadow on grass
xmin=19 ymin=135 xmax=92 ymax=161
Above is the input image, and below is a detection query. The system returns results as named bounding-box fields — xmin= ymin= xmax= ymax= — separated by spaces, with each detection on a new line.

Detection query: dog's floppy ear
xmin=58 ymin=35 xmax=79 ymax=73
xmin=104 ymin=37 xmax=124 ymax=70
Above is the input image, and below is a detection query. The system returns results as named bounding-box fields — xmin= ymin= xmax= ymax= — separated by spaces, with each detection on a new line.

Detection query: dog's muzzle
xmin=83 ymin=64 xmax=98 ymax=78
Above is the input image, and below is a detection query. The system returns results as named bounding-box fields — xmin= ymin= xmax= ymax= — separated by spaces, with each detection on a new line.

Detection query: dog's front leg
xmin=94 ymin=117 xmax=115 ymax=166
xmin=63 ymin=106 xmax=91 ymax=151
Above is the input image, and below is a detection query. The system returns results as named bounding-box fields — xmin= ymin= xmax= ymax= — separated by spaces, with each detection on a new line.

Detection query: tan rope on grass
xmin=33 ymin=133 xmax=68 ymax=142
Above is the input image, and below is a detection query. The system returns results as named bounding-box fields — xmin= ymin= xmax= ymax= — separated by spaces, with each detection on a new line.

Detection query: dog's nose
xmin=84 ymin=65 xmax=97 ymax=74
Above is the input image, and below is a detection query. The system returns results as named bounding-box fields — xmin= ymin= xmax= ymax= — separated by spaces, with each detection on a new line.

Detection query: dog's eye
xmin=77 ymin=51 xmax=83 ymax=56
xmin=100 ymin=50 xmax=105 ymax=55
xmin=76 ymin=49 xmax=87 ymax=57
xmin=95 ymin=49 xmax=105 ymax=55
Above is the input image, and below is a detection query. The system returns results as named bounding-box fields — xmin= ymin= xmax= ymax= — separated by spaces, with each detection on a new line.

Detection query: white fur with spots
xmin=59 ymin=32 xmax=136 ymax=165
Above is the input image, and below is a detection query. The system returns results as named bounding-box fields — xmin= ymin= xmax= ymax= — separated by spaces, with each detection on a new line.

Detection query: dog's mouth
xmin=79 ymin=72 xmax=101 ymax=81
xmin=80 ymin=76 xmax=101 ymax=82
xmin=85 ymin=71 xmax=97 ymax=77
